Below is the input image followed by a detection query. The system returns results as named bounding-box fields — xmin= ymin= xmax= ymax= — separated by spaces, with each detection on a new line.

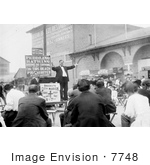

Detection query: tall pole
xmin=125 ymin=24 xmax=128 ymax=40
xmin=43 ymin=24 xmax=47 ymax=56
xmin=94 ymin=24 xmax=97 ymax=47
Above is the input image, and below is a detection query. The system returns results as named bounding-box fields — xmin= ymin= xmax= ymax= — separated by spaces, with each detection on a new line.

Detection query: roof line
xmin=14 ymin=68 xmax=26 ymax=78
xmin=70 ymin=35 xmax=150 ymax=55
xmin=26 ymin=24 xmax=43 ymax=33
xmin=0 ymin=56 xmax=10 ymax=63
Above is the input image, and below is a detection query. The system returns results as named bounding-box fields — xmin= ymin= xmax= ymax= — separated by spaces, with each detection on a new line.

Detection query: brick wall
xmin=74 ymin=24 xmax=94 ymax=52
xmin=96 ymin=24 xmax=140 ymax=44
xmin=73 ymin=24 xmax=141 ymax=52
xmin=46 ymin=24 xmax=74 ymax=55
xmin=75 ymin=55 xmax=100 ymax=80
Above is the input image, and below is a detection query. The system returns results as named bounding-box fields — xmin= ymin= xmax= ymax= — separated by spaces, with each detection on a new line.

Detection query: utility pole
xmin=125 ymin=24 xmax=128 ymax=40
xmin=43 ymin=24 xmax=47 ymax=55
xmin=94 ymin=24 xmax=97 ymax=47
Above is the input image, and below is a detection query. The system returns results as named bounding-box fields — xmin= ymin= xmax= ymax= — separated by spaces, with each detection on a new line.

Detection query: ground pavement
xmin=111 ymin=105 xmax=124 ymax=127
xmin=50 ymin=105 xmax=124 ymax=127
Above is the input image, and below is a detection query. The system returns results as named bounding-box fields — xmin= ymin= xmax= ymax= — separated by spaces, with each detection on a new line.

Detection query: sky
xmin=0 ymin=24 xmax=41 ymax=73
xmin=0 ymin=24 xmax=150 ymax=73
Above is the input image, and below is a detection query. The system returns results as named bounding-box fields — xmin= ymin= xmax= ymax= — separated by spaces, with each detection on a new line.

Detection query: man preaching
xmin=52 ymin=60 xmax=78 ymax=101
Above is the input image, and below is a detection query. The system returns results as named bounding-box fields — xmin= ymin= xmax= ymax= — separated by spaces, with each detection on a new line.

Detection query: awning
xmin=79 ymin=70 xmax=90 ymax=76
xmin=98 ymin=69 xmax=108 ymax=75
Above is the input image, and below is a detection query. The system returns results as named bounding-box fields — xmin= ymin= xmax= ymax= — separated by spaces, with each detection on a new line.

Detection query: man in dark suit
xmin=95 ymin=80 xmax=112 ymax=102
xmin=12 ymin=85 xmax=52 ymax=127
xmin=52 ymin=60 xmax=77 ymax=100
xmin=95 ymin=80 xmax=116 ymax=120
xmin=67 ymin=79 xmax=115 ymax=127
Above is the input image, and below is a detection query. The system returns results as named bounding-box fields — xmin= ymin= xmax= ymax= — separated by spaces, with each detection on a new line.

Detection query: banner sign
xmin=40 ymin=83 xmax=60 ymax=103
xmin=98 ymin=69 xmax=108 ymax=75
xmin=113 ymin=67 xmax=123 ymax=73
xmin=25 ymin=55 xmax=51 ymax=77
xmin=79 ymin=70 xmax=90 ymax=76
xmin=32 ymin=48 xmax=43 ymax=55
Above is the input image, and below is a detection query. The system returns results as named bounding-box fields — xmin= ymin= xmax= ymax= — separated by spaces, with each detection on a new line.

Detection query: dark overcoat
xmin=68 ymin=91 xmax=114 ymax=127
xmin=12 ymin=94 xmax=49 ymax=127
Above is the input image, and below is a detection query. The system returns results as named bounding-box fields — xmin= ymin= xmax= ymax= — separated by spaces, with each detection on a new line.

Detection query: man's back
xmin=5 ymin=89 xmax=25 ymax=111
xmin=96 ymin=87 xmax=112 ymax=103
xmin=69 ymin=91 xmax=114 ymax=127
xmin=12 ymin=94 xmax=48 ymax=127
xmin=75 ymin=91 xmax=103 ymax=114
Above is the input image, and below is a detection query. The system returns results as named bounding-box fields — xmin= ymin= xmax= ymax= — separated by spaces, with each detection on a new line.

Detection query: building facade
xmin=70 ymin=29 xmax=150 ymax=81
xmin=27 ymin=24 xmax=150 ymax=87
xmin=0 ymin=56 xmax=9 ymax=76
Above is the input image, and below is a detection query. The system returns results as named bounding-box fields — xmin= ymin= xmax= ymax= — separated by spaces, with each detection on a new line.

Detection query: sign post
xmin=25 ymin=55 xmax=51 ymax=77
xmin=32 ymin=48 xmax=43 ymax=55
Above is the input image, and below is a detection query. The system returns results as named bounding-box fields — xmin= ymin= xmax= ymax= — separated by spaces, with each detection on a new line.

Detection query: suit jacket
xmin=96 ymin=87 xmax=116 ymax=114
xmin=96 ymin=87 xmax=112 ymax=104
xmin=68 ymin=91 xmax=114 ymax=127
xmin=52 ymin=65 xmax=75 ymax=83
xmin=12 ymin=94 xmax=49 ymax=127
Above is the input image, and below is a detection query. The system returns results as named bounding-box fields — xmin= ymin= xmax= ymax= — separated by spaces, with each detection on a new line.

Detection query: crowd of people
xmin=0 ymin=83 xmax=52 ymax=127
xmin=0 ymin=75 xmax=150 ymax=127
xmin=1 ymin=59 xmax=150 ymax=127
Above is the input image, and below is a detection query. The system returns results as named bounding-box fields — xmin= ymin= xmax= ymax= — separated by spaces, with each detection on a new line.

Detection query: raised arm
xmin=52 ymin=66 xmax=57 ymax=71
xmin=66 ymin=63 xmax=78 ymax=70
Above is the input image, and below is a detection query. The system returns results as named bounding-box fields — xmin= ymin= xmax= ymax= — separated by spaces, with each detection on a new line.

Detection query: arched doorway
xmin=101 ymin=52 xmax=124 ymax=78
xmin=133 ymin=44 xmax=150 ymax=78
